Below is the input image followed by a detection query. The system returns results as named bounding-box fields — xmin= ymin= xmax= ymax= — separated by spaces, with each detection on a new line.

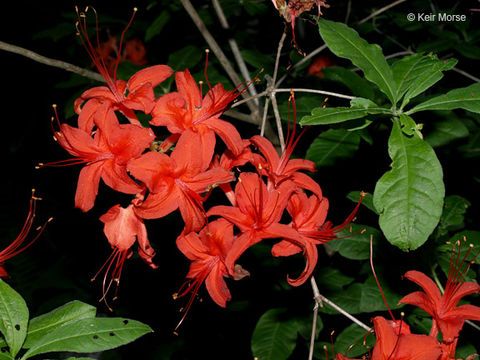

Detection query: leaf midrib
xmin=323 ymin=21 xmax=395 ymax=102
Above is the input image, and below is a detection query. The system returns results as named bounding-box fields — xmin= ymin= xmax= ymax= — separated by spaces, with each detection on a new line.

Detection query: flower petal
xmin=398 ymin=291 xmax=436 ymax=316
xmin=203 ymin=117 xmax=244 ymax=155
xmin=127 ymin=64 xmax=173 ymax=90
xmin=403 ymin=270 xmax=442 ymax=306
xmin=205 ymin=263 xmax=231 ymax=307
xmin=176 ymin=69 xmax=202 ymax=111
xmin=250 ymin=135 xmax=280 ymax=171
xmin=75 ymin=161 xmax=103 ymax=212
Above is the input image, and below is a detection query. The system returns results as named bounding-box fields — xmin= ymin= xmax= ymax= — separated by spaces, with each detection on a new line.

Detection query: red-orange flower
xmin=271 ymin=192 xmax=329 ymax=285
xmin=176 ymin=219 xmax=236 ymax=308
xmin=127 ymin=131 xmax=234 ymax=232
xmin=74 ymin=7 xmax=172 ymax=129
xmin=399 ymin=268 xmax=480 ymax=344
xmin=96 ymin=201 xmax=157 ymax=308
xmin=271 ymin=191 xmax=363 ymax=286
xmin=371 ymin=316 xmax=443 ymax=360
xmin=208 ymin=172 xmax=301 ymax=275
xmin=249 ymin=134 xmax=322 ymax=197
xmin=151 ymin=69 xmax=244 ymax=165
xmin=53 ymin=110 xmax=155 ymax=211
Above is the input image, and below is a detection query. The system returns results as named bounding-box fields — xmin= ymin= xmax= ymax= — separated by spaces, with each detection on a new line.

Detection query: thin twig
xmin=385 ymin=50 xmax=414 ymax=60
xmin=260 ymin=97 xmax=270 ymax=137
xmin=345 ymin=0 xmax=352 ymax=24
xmin=223 ymin=110 xmax=257 ymax=124
xmin=269 ymin=31 xmax=288 ymax=151
xmin=311 ymin=277 xmax=372 ymax=332
xmin=308 ymin=303 xmax=319 ymax=360
xmin=180 ymin=0 xmax=258 ymax=116
xmin=452 ymin=67 xmax=480 ymax=83
xmin=308 ymin=277 xmax=322 ymax=360
xmin=466 ymin=319 xmax=480 ymax=332
xmin=357 ymin=0 xmax=407 ymax=25
xmin=211 ymin=0 xmax=260 ymax=104
xmin=233 ymin=87 xmax=354 ymax=108
xmin=276 ymin=88 xmax=355 ymax=100
xmin=0 ymin=40 xmax=104 ymax=82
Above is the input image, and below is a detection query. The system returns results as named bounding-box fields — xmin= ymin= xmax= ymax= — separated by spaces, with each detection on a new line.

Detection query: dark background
xmin=1 ymin=0 xmax=479 ymax=358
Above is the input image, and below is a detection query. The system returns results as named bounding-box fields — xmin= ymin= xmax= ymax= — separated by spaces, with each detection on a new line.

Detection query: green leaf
xmin=145 ymin=11 xmax=170 ymax=42
xmin=329 ymin=224 xmax=381 ymax=260
xmin=373 ymin=120 xmax=444 ymax=250
xmin=251 ymin=308 xmax=299 ymax=360
xmin=400 ymin=58 xmax=457 ymax=109
xmin=317 ymin=19 xmax=396 ymax=103
xmin=278 ymin=95 xmax=323 ymax=122
xmin=319 ymin=275 xmax=402 ymax=315
xmin=391 ymin=53 xmax=456 ymax=107
xmin=24 ymin=301 xmax=96 ymax=348
xmin=347 ymin=191 xmax=378 ymax=214
xmin=406 ymin=83 xmax=480 ymax=115
xmin=407 ymin=308 xmax=433 ymax=335
xmin=359 ymin=276 xmax=403 ymax=313
xmin=424 ymin=115 xmax=469 ymax=148
xmin=319 ymin=283 xmax=362 ymax=315
xmin=0 ymin=350 xmax=13 ymax=360
xmin=164 ymin=46 xmax=202 ymax=90
xmin=21 ymin=318 xmax=152 ymax=360
xmin=240 ymin=49 xmax=274 ymax=71
xmin=297 ymin=314 xmax=323 ymax=340
xmin=455 ymin=343 xmax=478 ymax=359
xmin=0 ymin=279 xmax=29 ymax=357
xmin=398 ymin=114 xmax=421 ymax=137
xmin=301 ymin=102 xmax=389 ymax=126
xmin=334 ymin=324 xmax=375 ymax=358
xmin=315 ymin=267 xmax=354 ymax=292
xmin=302 ymin=107 xmax=369 ymax=125
xmin=322 ymin=66 xmax=375 ymax=100
xmin=306 ymin=129 xmax=361 ymax=167
xmin=436 ymin=195 xmax=471 ymax=237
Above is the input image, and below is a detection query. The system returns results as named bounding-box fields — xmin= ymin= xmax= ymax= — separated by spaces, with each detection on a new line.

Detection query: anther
xmin=172 ymin=293 xmax=178 ymax=300
xmin=133 ymin=7 xmax=138 ymax=12
xmin=205 ymin=49 xmax=210 ymax=53
xmin=360 ymin=228 xmax=366 ymax=234
xmin=52 ymin=104 xmax=57 ymax=108
xmin=173 ymin=331 xmax=179 ymax=336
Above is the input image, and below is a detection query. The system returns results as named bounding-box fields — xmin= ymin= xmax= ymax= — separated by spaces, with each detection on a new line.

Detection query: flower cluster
xmin=42 ymin=8 xmax=361 ymax=316
xmin=335 ymin=241 xmax=480 ymax=360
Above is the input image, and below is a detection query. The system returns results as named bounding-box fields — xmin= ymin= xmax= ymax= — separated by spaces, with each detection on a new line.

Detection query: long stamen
xmin=204 ymin=49 xmax=212 ymax=92
xmin=0 ymin=190 xmax=52 ymax=274
xmin=387 ymin=312 xmax=405 ymax=360
xmin=113 ymin=8 xmax=138 ymax=84
xmin=370 ymin=235 xmax=395 ymax=321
